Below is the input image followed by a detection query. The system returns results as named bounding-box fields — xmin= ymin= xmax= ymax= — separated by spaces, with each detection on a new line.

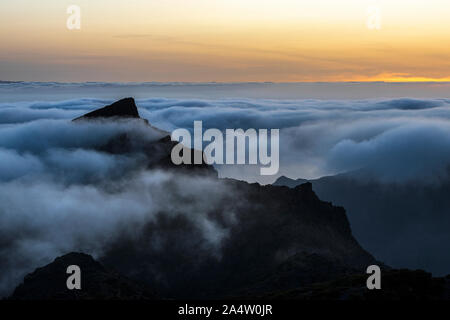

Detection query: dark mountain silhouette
xmin=11 ymin=252 xmax=450 ymax=300
xmin=73 ymin=97 xmax=140 ymax=120
xmin=75 ymin=97 xmax=213 ymax=174
xmin=99 ymin=180 xmax=377 ymax=299
xmin=274 ymin=173 xmax=450 ymax=275
xmin=9 ymin=253 xmax=157 ymax=300
xmin=256 ymin=269 xmax=450 ymax=300
xmin=9 ymin=98 xmax=382 ymax=300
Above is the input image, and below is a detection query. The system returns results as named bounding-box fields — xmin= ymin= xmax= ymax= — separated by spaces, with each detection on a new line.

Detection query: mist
xmin=0 ymin=117 xmax=234 ymax=296
xmin=3 ymin=96 xmax=450 ymax=184
xmin=2 ymin=93 xmax=450 ymax=294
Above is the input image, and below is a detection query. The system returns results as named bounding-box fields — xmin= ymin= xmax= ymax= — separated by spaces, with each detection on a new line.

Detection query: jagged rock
xmin=9 ymin=252 xmax=157 ymax=300
xmin=73 ymin=98 xmax=214 ymax=175
xmin=73 ymin=97 xmax=140 ymax=121
xmin=100 ymin=178 xmax=377 ymax=299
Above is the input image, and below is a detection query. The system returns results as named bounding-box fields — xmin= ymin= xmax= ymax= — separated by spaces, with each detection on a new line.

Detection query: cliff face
xmin=274 ymin=174 xmax=450 ymax=276
xmin=97 ymin=179 xmax=375 ymax=298
xmin=9 ymin=98 xmax=377 ymax=299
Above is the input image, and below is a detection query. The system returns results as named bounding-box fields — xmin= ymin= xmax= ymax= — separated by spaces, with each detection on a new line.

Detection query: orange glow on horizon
xmin=1 ymin=0 xmax=450 ymax=82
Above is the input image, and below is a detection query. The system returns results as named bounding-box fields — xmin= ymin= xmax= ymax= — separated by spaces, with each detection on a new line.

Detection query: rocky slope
xmin=9 ymin=253 xmax=157 ymax=300
xmin=257 ymin=269 xmax=450 ymax=300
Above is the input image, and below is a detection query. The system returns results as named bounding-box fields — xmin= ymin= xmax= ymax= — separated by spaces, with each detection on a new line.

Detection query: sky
xmin=1 ymin=0 xmax=450 ymax=82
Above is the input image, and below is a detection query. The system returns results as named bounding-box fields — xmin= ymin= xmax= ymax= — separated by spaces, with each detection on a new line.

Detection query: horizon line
xmin=3 ymin=80 xmax=450 ymax=85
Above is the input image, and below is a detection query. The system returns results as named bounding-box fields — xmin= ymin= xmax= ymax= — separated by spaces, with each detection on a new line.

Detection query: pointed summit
xmin=73 ymin=97 xmax=140 ymax=121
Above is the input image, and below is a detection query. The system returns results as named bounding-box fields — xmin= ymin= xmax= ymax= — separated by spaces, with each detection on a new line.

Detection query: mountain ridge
xmin=8 ymin=98 xmax=379 ymax=299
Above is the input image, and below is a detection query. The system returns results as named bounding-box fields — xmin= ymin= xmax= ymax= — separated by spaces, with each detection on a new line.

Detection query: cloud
xmin=137 ymin=97 xmax=450 ymax=183
xmin=328 ymin=122 xmax=450 ymax=183
xmin=0 ymin=112 xmax=236 ymax=296
xmin=2 ymin=97 xmax=450 ymax=184
xmin=0 ymin=170 xmax=233 ymax=296
xmin=0 ymin=148 xmax=44 ymax=181
xmin=0 ymin=118 xmax=159 ymax=153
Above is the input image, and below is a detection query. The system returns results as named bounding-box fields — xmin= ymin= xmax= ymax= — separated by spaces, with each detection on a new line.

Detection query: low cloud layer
xmin=3 ymin=97 xmax=450 ymax=184
xmin=139 ymin=97 xmax=450 ymax=183
xmin=1 ymin=95 xmax=450 ymax=294
xmin=0 ymin=116 xmax=233 ymax=296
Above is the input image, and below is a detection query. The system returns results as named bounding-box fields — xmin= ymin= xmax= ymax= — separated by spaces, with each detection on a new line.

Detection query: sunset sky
xmin=1 ymin=0 xmax=450 ymax=82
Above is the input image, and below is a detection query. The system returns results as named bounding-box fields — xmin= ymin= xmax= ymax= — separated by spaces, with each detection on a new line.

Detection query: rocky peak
xmin=73 ymin=97 xmax=140 ymax=121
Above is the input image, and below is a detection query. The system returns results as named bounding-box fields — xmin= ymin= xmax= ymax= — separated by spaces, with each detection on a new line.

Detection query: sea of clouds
xmin=134 ymin=97 xmax=450 ymax=184
xmin=3 ymin=95 xmax=450 ymax=184
xmin=2 ymin=91 xmax=450 ymax=295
